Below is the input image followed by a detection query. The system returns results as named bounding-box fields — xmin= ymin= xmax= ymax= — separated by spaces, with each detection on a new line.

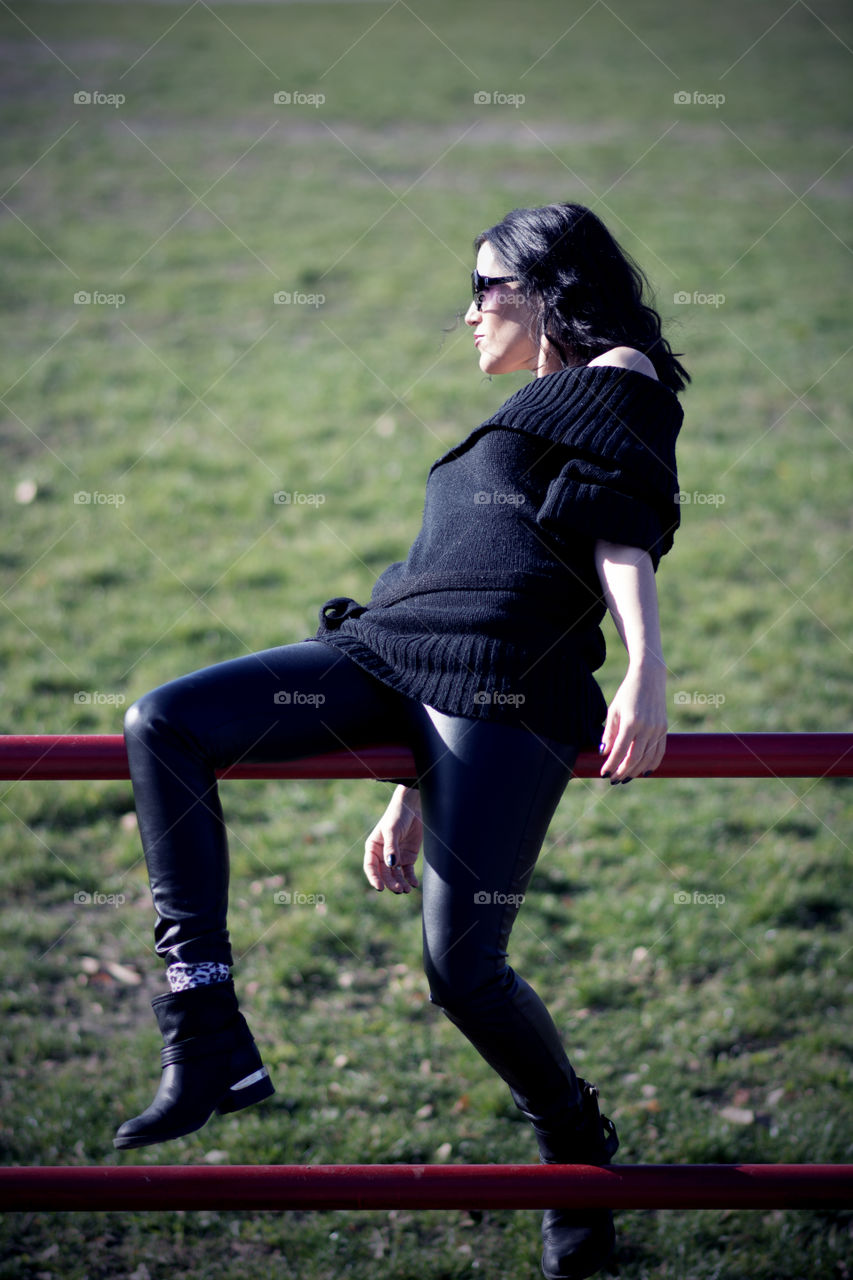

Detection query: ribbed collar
xmin=430 ymin=364 xmax=683 ymax=481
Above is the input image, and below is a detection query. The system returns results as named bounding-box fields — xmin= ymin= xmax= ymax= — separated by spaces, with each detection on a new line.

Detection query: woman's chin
xmin=477 ymin=351 xmax=505 ymax=375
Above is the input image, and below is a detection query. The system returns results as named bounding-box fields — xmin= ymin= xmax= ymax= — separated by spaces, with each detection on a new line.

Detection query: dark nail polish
xmin=603 ymin=771 xmax=611 ymax=778
xmin=621 ymin=778 xmax=632 ymax=785
xmin=642 ymin=770 xmax=653 ymax=777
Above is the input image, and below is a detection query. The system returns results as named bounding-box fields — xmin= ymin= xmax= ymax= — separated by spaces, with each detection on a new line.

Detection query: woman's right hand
xmin=363 ymin=785 xmax=423 ymax=893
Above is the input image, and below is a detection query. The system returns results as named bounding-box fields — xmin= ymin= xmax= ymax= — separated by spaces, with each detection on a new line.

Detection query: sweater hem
xmin=310 ymin=630 xmax=606 ymax=750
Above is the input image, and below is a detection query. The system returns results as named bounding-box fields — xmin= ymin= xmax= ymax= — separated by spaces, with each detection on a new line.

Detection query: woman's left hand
xmin=598 ymin=661 xmax=668 ymax=782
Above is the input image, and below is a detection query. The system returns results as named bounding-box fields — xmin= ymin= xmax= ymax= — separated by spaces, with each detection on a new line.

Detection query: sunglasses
xmin=471 ymin=269 xmax=520 ymax=307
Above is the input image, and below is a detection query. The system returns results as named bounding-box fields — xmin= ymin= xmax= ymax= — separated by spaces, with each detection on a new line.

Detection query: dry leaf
xmin=104 ymin=961 xmax=142 ymax=986
xmin=719 ymin=1105 xmax=754 ymax=1125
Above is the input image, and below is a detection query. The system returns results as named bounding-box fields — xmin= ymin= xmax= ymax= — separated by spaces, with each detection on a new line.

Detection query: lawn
xmin=1 ymin=2 xmax=851 ymax=1277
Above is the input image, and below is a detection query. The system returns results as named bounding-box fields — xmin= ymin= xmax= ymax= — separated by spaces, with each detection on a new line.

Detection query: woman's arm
xmin=593 ymin=539 xmax=669 ymax=782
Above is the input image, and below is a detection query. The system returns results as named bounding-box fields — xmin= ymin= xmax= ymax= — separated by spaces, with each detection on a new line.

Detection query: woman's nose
xmin=464 ymin=300 xmax=480 ymax=327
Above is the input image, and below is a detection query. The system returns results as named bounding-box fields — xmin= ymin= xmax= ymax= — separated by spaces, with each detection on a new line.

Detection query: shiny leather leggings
xmin=124 ymin=640 xmax=582 ymax=1116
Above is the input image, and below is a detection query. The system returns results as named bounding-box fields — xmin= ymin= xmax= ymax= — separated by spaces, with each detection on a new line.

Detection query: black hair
xmin=474 ymin=203 xmax=690 ymax=394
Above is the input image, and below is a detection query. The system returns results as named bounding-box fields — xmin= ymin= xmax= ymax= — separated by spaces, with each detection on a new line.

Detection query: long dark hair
xmin=475 ymin=203 xmax=690 ymax=394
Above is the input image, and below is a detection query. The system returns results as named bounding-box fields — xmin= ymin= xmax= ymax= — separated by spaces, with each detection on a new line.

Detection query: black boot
xmin=519 ymin=1079 xmax=619 ymax=1280
xmin=114 ymin=980 xmax=274 ymax=1150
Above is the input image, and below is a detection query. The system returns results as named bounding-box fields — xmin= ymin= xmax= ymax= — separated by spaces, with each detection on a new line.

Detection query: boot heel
xmin=216 ymin=1065 xmax=275 ymax=1115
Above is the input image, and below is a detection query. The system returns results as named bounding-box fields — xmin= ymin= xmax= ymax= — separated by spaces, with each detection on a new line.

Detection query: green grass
xmin=1 ymin=2 xmax=852 ymax=1277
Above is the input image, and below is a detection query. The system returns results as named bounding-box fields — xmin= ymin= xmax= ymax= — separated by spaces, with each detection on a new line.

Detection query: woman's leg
xmin=415 ymin=708 xmax=618 ymax=1279
xmin=415 ymin=707 xmax=581 ymax=1117
xmin=124 ymin=640 xmax=419 ymax=969
xmin=115 ymin=640 xmax=421 ymax=1149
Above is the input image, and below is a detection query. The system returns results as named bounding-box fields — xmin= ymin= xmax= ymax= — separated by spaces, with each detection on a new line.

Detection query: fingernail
xmin=621 ymin=778 xmax=632 ymax=785
xmin=602 ymin=771 xmax=611 ymax=778
xmin=386 ymin=854 xmax=397 ymax=867
xmin=642 ymin=770 xmax=653 ymax=777
xmin=598 ymin=743 xmax=606 ymax=754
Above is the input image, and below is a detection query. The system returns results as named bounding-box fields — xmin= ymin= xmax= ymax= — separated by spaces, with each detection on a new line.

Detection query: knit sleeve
xmin=534 ymin=453 xmax=678 ymax=571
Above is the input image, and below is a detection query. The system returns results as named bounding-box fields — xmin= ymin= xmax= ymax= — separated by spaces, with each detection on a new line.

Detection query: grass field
xmin=1 ymin=1 xmax=852 ymax=1277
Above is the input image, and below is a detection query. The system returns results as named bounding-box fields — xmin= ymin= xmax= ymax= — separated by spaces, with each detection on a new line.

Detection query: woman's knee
xmin=423 ymin=945 xmax=505 ymax=1013
xmin=124 ymin=689 xmax=157 ymax=742
xmin=124 ymin=681 xmax=192 ymax=746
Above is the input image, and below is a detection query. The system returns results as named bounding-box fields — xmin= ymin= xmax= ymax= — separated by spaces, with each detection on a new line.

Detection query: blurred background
xmin=1 ymin=3 xmax=851 ymax=1277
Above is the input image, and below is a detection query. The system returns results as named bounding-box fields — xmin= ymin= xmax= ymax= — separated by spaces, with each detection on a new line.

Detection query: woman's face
xmin=465 ymin=241 xmax=547 ymax=376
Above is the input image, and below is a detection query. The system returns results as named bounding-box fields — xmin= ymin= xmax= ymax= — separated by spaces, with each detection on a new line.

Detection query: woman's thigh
xmin=415 ymin=708 xmax=578 ymax=1001
xmin=126 ymin=640 xmax=421 ymax=767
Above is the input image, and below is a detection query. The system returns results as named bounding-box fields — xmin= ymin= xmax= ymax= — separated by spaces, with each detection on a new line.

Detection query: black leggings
xmin=124 ymin=640 xmax=582 ymax=1116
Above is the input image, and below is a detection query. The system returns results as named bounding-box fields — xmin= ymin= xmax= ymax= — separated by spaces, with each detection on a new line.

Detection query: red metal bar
xmin=1 ymin=733 xmax=851 ymax=781
xmin=0 ymin=1164 xmax=850 ymax=1212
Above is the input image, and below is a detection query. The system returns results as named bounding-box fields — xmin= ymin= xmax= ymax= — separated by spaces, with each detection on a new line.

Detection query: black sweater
xmin=311 ymin=364 xmax=683 ymax=748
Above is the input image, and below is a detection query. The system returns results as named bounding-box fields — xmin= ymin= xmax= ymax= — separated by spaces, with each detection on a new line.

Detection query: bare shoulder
xmin=587 ymin=346 xmax=658 ymax=381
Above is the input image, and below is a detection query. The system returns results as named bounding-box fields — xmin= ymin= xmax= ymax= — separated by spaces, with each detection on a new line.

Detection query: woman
xmin=115 ymin=202 xmax=687 ymax=1280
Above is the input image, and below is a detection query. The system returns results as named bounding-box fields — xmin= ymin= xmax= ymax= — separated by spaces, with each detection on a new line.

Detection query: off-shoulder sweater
xmin=309 ymin=363 xmax=683 ymax=750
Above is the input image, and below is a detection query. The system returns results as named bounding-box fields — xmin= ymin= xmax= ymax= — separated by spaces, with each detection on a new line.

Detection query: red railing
xmin=2 ymin=1163 xmax=851 ymax=1212
xmin=1 ymin=732 xmax=852 ymax=780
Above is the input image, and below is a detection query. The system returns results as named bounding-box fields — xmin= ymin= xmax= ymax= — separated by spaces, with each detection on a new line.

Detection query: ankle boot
xmin=520 ymin=1079 xmax=619 ymax=1280
xmin=114 ymin=979 xmax=274 ymax=1150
